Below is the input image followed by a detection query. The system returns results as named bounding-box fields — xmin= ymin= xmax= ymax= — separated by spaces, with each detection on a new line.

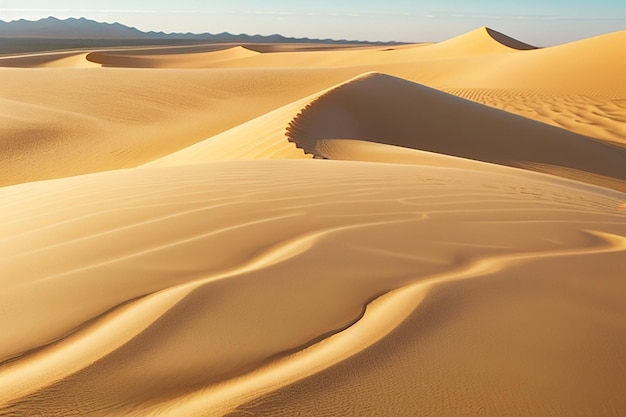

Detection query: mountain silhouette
xmin=0 ymin=16 xmax=390 ymax=44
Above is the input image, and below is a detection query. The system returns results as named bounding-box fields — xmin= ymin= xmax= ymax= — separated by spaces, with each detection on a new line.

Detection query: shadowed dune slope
xmin=286 ymin=73 xmax=626 ymax=189
xmin=484 ymin=27 xmax=537 ymax=50
xmin=0 ymin=159 xmax=624 ymax=416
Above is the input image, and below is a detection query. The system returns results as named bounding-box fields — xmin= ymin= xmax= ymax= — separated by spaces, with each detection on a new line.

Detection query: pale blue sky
xmin=1 ymin=0 xmax=625 ymax=45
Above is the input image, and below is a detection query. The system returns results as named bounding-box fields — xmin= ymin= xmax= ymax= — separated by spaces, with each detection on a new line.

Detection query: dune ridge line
xmin=136 ymin=230 xmax=626 ymax=416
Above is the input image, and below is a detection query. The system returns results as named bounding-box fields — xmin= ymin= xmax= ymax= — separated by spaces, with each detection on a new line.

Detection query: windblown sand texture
xmin=1 ymin=27 xmax=625 ymax=417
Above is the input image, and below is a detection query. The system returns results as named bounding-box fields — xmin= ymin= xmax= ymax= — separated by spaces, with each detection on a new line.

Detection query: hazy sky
xmin=1 ymin=0 xmax=625 ymax=45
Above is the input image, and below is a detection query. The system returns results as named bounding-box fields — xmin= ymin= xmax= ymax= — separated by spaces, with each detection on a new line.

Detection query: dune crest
xmin=484 ymin=27 xmax=537 ymax=50
xmin=86 ymin=46 xmax=260 ymax=68
xmin=0 ymin=66 xmax=368 ymax=186
xmin=0 ymin=51 xmax=100 ymax=68
xmin=418 ymin=26 xmax=536 ymax=57
xmin=285 ymin=72 xmax=626 ymax=189
xmin=151 ymin=71 xmax=626 ymax=189
xmin=421 ymin=29 xmax=626 ymax=93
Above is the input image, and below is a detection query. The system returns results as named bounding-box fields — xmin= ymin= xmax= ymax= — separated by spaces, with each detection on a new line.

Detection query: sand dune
xmin=0 ymin=66 xmax=367 ymax=186
xmin=1 ymin=26 xmax=626 ymax=417
xmin=196 ymin=30 xmax=626 ymax=143
xmin=1 ymin=160 xmax=624 ymax=416
xmin=151 ymin=72 xmax=625 ymax=189
xmin=413 ymin=29 xmax=626 ymax=94
xmin=0 ymin=51 xmax=100 ymax=68
xmin=146 ymin=92 xmax=313 ymax=164
xmin=86 ymin=46 xmax=260 ymax=68
xmin=205 ymin=27 xmax=535 ymax=70
xmin=2 ymin=29 xmax=625 ymax=186
xmin=412 ymin=26 xmax=537 ymax=57
xmin=443 ymin=88 xmax=626 ymax=147
xmin=232 ymin=29 xmax=626 ymax=102
xmin=286 ymin=72 xmax=625 ymax=189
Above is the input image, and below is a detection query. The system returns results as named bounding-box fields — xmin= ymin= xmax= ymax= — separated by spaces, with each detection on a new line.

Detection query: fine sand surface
xmin=1 ymin=27 xmax=625 ymax=417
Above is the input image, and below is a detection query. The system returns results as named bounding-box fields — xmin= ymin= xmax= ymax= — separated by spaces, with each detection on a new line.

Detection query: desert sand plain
xmin=0 ymin=27 xmax=625 ymax=416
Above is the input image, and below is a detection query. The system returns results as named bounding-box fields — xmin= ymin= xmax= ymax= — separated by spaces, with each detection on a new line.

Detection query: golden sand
xmin=1 ymin=27 xmax=625 ymax=416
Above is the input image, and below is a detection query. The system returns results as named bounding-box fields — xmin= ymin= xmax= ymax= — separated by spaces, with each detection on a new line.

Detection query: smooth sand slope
xmin=0 ymin=66 xmax=367 ymax=186
xmin=1 ymin=160 xmax=625 ymax=416
xmin=1 ymin=26 xmax=626 ymax=417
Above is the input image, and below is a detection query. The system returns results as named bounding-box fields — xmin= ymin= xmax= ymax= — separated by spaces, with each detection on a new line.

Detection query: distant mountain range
xmin=0 ymin=16 xmax=391 ymax=44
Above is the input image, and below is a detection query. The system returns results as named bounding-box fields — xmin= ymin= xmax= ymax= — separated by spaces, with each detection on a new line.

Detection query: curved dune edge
xmin=0 ymin=45 xmax=260 ymax=69
xmin=285 ymin=72 xmax=626 ymax=189
xmin=0 ymin=51 xmax=101 ymax=68
xmin=0 ymin=221 xmax=356 ymax=401
xmin=147 ymin=75 xmax=372 ymax=166
xmin=0 ymin=66 xmax=375 ymax=186
xmin=85 ymin=46 xmax=260 ymax=68
xmin=144 ymin=93 xmax=315 ymax=165
xmin=225 ymin=233 xmax=626 ymax=417
xmin=0 ymin=288 xmax=189 ymax=401
xmin=145 ymin=72 xmax=527 ymax=170
xmin=150 ymin=70 xmax=625 ymax=188
xmin=136 ymin=230 xmax=626 ymax=416
xmin=147 ymin=71 xmax=477 ymax=168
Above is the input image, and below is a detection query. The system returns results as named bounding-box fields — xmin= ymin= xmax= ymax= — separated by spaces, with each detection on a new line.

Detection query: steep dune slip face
xmin=483 ymin=27 xmax=537 ymax=50
xmin=286 ymin=73 xmax=626 ymax=190
xmin=0 ymin=160 xmax=625 ymax=416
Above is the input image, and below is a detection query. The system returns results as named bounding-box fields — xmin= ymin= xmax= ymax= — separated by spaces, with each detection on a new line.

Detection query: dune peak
xmin=426 ymin=26 xmax=537 ymax=55
xmin=483 ymin=27 xmax=537 ymax=50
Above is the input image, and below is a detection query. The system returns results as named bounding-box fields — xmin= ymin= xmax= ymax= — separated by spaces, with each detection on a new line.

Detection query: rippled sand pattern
xmin=1 ymin=26 xmax=625 ymax=417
